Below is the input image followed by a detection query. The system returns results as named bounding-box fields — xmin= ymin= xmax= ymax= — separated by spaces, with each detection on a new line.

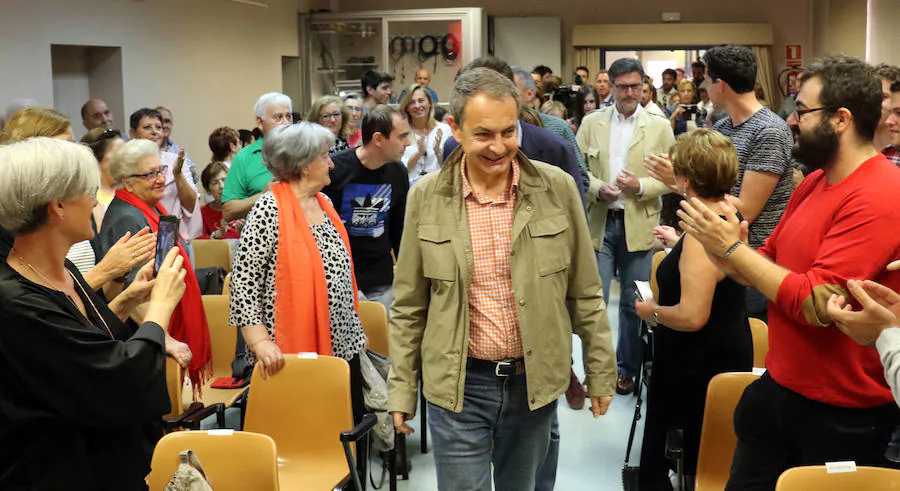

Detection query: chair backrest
xmin=147 ymin=430 xmax=279 ymax=491
xmin=359 ymin=301 xmax=389 ymax=356
xmin=749 ymin=318 xmax=769 ymax=369
xmin=650 ymin=250 xmax=666 ymax=300
xmin=202 ymin=295 xmax=238 ymax=379
xmin=194 ymin=239 xmax=232 ymax=271
xmin=223 ymin=272 xmax=231 ymax=298
xmin=776 ymin=465 xmax=900 ymax=490
xmin=163 ymin=356 xmax=184 ymax=420
xmin=243 ymin=356 xmax=354 ymax=467
xmin=695 ymin=372 xmax=760 ymax=491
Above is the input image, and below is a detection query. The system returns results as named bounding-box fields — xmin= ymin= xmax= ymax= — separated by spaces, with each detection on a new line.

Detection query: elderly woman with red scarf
xmin=229 ymin=122 xmax=367 ymax=422
xmin=97 ymin=139 xmax=211 ymax=387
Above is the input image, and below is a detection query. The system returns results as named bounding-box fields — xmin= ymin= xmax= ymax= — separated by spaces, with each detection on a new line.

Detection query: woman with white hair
xmin=0 ymin=137 xmax=188 ymax=490
xmin=97 ymin=138 xmax=211 ymax=386
xmin=230 ymin=122 xmax=367 ymax=421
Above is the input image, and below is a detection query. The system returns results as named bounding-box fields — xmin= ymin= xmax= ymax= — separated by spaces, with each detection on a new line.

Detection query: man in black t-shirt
xmin=324 ymin=105 xmax=410 ymax=312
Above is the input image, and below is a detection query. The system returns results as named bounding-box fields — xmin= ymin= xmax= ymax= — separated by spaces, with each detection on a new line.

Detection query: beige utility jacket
xmin=387 ymin=149 xmax=616 ymax=415
xmin=576 ymin=105 xmax=676 ymax=252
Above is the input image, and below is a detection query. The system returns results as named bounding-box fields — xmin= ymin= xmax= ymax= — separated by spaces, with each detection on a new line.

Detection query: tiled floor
xmin=390 ymin=280 xmax=645 ymax=491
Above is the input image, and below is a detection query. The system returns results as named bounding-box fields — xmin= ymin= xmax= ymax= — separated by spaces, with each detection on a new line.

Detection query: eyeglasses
xmin=614 ymin=83 xmax=643 ymax=93
xmin=793 ymin=106 xmax=832 ymax=120
xmin=128 ymin=165 xmax=168 ymax=181
xmin=319 ymin=112 xmax=342 ymax=121
xmin=346 ymin=106 xmax=363 ymax=113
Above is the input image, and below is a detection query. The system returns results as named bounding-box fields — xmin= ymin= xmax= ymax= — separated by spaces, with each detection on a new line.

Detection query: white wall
xmin=1 ymin=0 xmax=304 ymax=169
xmin=50 ymin=45 xmax=92 ymax=140
xmin=867 ymin=0 xmax=899 ymax=65
xmin=493 ymin=17 xmax=562 ymax=76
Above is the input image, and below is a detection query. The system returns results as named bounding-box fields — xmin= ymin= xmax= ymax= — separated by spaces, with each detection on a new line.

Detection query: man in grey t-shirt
xmin=705 ymin=45 xmax=794 ymax=319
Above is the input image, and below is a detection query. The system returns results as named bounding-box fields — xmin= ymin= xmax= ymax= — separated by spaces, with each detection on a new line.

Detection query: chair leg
xmin=389 ymin=432 xmax=399 ymax=491
xmin=343 ymin=439 xmax=365 ymax=491
xmin=398 ymin=433 xmax=409 ymax=480
xmin=419 ymin=382 xmax=428 ymax=454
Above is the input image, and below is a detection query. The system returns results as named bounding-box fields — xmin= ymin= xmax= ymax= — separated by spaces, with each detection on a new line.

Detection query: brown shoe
xmin=565 ymin=368 xmax=586 ymax=409
xmin=616 ymin=372 xmax=635 ymax=395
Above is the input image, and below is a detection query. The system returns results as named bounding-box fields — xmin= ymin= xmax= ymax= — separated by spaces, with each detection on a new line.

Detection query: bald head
xmin=415 ymin=69 xmax=431 ymax=87
xmin=81 ymin=98 xmax=114 ymax=131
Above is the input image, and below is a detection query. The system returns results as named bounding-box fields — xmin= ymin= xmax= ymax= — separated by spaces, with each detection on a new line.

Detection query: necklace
xmin=12 ymin=247 xmax=114 ymax=339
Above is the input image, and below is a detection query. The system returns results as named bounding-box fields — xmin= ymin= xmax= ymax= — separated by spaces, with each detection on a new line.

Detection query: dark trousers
xmin=348 ymin=353 xmax=365 ymax=425
xmin=745 ymin=288 xmax=768 ymax=323
xmin=348 ymin=354 xmax=367 ymax=481
xmin=726 ymin=372 xmax=900 ymax=491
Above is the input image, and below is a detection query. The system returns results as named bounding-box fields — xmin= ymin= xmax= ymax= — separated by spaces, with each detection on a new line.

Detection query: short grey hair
xmin=510 ymin=66 xmax=536 ymax=92
xmin=0 ymin=137 xmax=99 ymax=234
xmin=450 ymin=68 xmax=521 ymax=129
xmin=254 ymin=92 xmax=292 ymax=119
xmin=109 ymin=139 xmax=160 ymax=189
xmin=263 ymin=122 xmax=334 ymax=181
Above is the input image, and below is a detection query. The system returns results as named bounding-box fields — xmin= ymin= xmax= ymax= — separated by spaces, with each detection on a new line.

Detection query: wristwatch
xmin=653 ymin=305 xmax=660 ymax=325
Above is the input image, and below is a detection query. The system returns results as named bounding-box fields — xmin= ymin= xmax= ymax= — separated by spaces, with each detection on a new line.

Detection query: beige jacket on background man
xmin=387 ymin=149 xmax=617 ymax=416
xmin=576 ymin=106 xmax=675 ymax=252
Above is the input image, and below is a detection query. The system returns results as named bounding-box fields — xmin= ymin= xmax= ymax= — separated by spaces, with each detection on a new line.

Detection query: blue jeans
xmin=360 ymin=284 xmax=393 ymax=316
xmin=534 ymin=410 xmax=559 ymax=491
xmin=428 ymin=361 xmax=558 ymax=491
xmin=596 ymin=212 xmax=653 ymax=378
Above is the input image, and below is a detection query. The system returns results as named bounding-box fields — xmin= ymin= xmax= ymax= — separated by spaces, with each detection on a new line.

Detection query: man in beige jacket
xmin=577 ymin=58 xmax=675 ymax=395
xmin=388 ymin=67 xmax=616 ymax=491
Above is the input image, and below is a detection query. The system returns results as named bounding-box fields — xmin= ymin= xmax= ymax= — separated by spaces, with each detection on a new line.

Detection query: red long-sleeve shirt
xmin=759 ymin=154 xmax=900 ymax=408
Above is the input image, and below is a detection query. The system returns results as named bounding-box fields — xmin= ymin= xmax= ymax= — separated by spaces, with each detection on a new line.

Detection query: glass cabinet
xmin=300 ymin=8 xmax=485 ymax=110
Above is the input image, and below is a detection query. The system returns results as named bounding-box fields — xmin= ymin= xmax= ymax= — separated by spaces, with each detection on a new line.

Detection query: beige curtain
xmin=751 ymin=46 xmax=779 ymax=109
xmin=575 ymin=47 xmax=602 ymax=84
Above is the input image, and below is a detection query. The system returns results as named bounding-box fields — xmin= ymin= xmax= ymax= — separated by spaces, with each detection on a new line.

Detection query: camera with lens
xmin=682 ymin=104 xmax=699 ymax=117
xmin=552 ymin=85 xmax=579 ymax=117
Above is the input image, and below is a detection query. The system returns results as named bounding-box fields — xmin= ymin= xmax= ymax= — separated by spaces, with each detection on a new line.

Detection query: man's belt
xmin=467 ymin=357 xmax=526 ymax=377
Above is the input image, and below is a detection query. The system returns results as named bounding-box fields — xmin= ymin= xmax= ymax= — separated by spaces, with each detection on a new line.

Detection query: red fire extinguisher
xmin=779 ymin=66 xmax=803 ymax=98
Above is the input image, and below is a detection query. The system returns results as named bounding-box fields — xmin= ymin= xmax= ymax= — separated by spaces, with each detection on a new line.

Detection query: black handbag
xmin=195 ymin=266 xmax=226 ymax=295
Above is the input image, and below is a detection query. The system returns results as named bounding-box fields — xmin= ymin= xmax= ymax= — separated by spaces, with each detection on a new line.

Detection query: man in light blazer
xmin=576 ymin=58 xmax=675 ymax=395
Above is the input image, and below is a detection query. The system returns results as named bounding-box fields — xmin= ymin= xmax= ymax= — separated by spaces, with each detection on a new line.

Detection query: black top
xmin=324 ymin=148 xmax=408 ymax=292
xmin=96 ymin=198 xmax=187 ymax=288
xmin=0 ymin=225 xmax=13 ymax=260
xmin=654 ymin=235 xmax=753 ymax=373
xmin=0 ymin=259 xmax=169 ymax=490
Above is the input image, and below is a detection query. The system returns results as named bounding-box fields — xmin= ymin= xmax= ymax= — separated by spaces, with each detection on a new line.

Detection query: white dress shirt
xmin=607 ymin=104 xmax=642 ymax=210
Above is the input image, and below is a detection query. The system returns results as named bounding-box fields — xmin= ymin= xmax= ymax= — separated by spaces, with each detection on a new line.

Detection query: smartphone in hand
xmin=154 ymin=215 xmax=180 ymax=277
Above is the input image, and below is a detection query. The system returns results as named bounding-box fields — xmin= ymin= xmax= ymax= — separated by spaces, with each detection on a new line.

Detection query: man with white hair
xmin=222 ymin=92 xmax=293 ymax=221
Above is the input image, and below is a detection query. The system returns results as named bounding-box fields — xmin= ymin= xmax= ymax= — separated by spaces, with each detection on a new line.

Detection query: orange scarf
xmin=113 ymin=190 xmax=212 ymax=392
xmin=272 ymin=181 xmax=359 ymax=355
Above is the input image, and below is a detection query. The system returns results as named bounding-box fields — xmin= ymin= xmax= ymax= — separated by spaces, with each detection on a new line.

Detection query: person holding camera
xmin=666 ymin=79 xmax=707 ymax=136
